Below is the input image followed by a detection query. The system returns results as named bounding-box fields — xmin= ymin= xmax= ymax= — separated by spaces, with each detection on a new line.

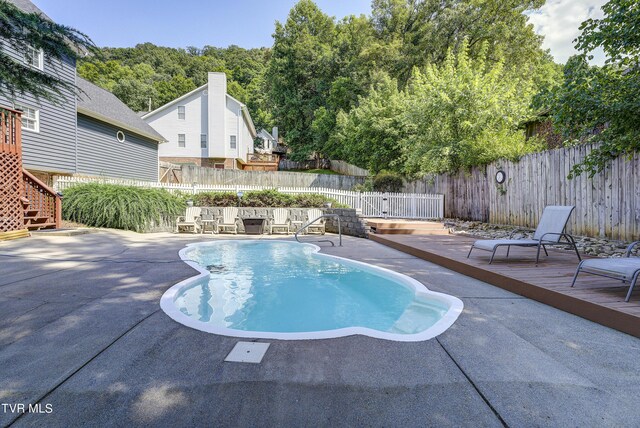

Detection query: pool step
xmin=367 ymin=220 xmax=449 ymax=235
xmin=388 ymin=299 xmax=445 ymax=334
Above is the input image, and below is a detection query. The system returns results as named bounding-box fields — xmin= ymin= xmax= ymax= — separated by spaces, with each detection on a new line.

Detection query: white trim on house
xmin=77 ymin=107 xmax=166 ymax=143
xmin=25 ymin=46 xmax=44 ymax=70
xmin=14 ymin=103 xmax=40 ymax=132
xmin=143 ymin=73 xmax=257 ymax=166
xmin=143 ymin=83 xmax=256 ymax=139
xmin=225 ymin=93 xmax=257 ymax=138
xmin=142 ymin=84 xmax=208 ymax=120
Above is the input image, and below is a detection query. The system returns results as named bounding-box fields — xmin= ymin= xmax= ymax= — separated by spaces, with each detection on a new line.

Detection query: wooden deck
xmin=370 ymin=233 xmax=640 ymax=338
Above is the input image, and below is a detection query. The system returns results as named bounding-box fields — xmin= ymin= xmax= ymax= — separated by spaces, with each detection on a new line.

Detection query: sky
xmin=527 ymin=0 xmax=607 ymax=65
xmin=32 ymin=0 xmax=607 ymax=65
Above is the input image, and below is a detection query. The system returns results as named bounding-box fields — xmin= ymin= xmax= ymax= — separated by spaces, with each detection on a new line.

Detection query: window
xmin=230 ymin=135 xmax=237 ymax=149
xmin=14 ymin=104 xmax=39 ymax=132
xmin=178 ymin=134 xmax=185 ymax=148
xmin=177 ymin=106 xmax=185 ymax=120
xmin=200 ymin=134 xmax=207 ymax=149
xmin=25 ymin=46 xmax=43 ymax=70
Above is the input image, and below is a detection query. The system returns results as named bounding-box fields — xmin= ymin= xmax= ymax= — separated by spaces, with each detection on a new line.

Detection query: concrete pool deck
xmin=0 ymin=231 xmax=639 ymax=427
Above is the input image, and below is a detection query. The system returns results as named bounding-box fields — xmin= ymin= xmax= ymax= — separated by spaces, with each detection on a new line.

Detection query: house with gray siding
xmin=76 ymin=77 xmax=165 ymax=181
xmin=0 ymin=0 xmax=166 ymax=183
xmin=0 ymin=0 xmax=77 ymax=178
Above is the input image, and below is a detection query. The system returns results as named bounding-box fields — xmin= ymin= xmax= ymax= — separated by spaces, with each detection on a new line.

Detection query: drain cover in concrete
xmin=225 ymin=342 xmax=270 ymax=363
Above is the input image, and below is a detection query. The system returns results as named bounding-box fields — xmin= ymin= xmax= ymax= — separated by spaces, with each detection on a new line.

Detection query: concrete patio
xmin=0 ymin=231 xmax=639 ymax=427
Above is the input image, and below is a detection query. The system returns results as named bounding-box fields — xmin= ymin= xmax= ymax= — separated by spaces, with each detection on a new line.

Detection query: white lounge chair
xmin=305 ymin=208 xmax=325 ymax=235
xmin=571 ymin=241 xmax=640 ymax=302
xmin=216 ymin=207 xmax=239 ymax=234
xmin=176 ymin=207 xmax=201 ymax=234
xmin=467 ymin=205 xmax=581 ymax=265
xmin=269 ymin=208 xmax=290 ymax=234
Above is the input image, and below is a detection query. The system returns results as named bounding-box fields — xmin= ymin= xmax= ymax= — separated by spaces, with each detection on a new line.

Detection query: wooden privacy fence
xmin=279 ymin=159 xmax=370 ymax=177
xmin=54 ymin=176 xmax=444 ymax=220
xmin=180 ymin=164 xmax=366 ymax=190
xmin=328 ymin=160 xmax=370 ymax=177
xmin=404 ymin=143 xmax=640 ymax=241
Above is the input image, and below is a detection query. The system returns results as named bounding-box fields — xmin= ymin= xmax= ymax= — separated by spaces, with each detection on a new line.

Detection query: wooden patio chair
xmin=176 ymin=207 xmax=201 ymax=234
xmin=305 ymin=208 xmax=325 ymax=235
xmin=467 ymin=205 xmax=581 ymax=265
xmin=269 ymin=208 xmax=290 ymax=234
xmin=571 ymin=241 xmax=640 ymax=302
xmin=216 ymin=207 xmax=239 ymax=234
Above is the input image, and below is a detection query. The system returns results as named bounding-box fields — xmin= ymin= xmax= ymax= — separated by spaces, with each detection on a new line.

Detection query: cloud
xmin=527 ymin=0 xmax=607 ymax=65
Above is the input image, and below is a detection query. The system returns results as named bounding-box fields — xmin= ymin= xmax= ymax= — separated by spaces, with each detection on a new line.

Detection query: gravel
xmin=444 ymin=219 xmax=639 ymax=258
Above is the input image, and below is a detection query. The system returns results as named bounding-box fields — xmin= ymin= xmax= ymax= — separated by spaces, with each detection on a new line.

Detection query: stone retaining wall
xmin=193 ymin=207 xmax=369 ymax=238
xmin=323 ymin=208 xmax=370 ymax=238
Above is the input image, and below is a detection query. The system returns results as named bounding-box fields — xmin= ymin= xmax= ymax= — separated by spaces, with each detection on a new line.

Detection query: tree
xmin=154 ymin=74 xmax=196 ymax=108
xmin=400 ymin=41 xmax=541 ymax=176
xmin=311 ymin=15 xmax=377 ymax=157
xmin=266 ymin=0 xmax=335 ymax=159
xmin=78 ymin=43 xmax=272 ymax=118
xmin=539 ymin=0 xmax=640 ymax=177
xmin=370 ymin=0 xmax=552 ymax=87
xmin=0 ymin=0 xmax=97 ymax=102
xmin=330 ymin=72 xmax=407 ymax=173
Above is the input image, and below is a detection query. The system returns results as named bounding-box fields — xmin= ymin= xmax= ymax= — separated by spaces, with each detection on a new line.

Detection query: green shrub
xmin=192 ymin=192 xmax=238 ymax=207
xmin=291 ymin=193 xmax=331 ymax=207
xmin=373 ymin=171 xmax=404 ymax=193
xmin=62 ymin=183 xmax=184 ymax=232
xmin=191 ymin=189 xmax=346 ymax=208
xmin=244 ymin=189 xmax=294 ymax=207
xmin=352 ymin=178 xmax=373 ymax=193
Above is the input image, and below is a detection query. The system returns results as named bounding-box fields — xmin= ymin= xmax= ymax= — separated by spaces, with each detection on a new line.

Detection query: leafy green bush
xmin=373 ymin=171 xmax=404 ymax=193
xmin=62 ymin=183 xmax=184 ymax=232
xmin=191 ymin=189 xmax=346 ymax=208
xmin=245 ymin=189 xmax=294 ymax=207
xmin=352 ymin=178 xmax=374 ymax=193
xmin=290 ymin=193 xmax=334 ymax=207
xmin=192 ymin=192 xmax=238 ymax=207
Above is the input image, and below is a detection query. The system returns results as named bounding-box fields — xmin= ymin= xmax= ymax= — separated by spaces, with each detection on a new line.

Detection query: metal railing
xmin=294 ymin=214 xmax=342 ymax=247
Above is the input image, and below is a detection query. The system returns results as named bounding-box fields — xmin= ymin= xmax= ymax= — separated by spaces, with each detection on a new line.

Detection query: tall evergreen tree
xmin=0 ymin=0 xmax=97 ymax=102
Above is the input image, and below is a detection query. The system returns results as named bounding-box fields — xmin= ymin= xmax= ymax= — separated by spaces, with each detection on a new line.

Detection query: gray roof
xmin=257 ymin=128 xmax=276 ymax=141
xmin=76 ymin=77 xmax=166 ymax=142
xmin=9 ymin=0 xmax=50 ymax=18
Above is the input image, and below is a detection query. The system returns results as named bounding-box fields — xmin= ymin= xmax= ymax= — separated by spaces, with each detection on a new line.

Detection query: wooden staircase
xmin=21 ymin=170 xmax=61 ymax=231
xmin=0 ymin=107 xmax=61 ymax=241
xmin=22 ymin=196 xmax=57 ymax=231
xmin=366 ymin=219 xmax=450 ymax=235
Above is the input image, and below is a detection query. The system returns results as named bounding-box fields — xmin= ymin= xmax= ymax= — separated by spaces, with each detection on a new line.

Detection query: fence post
xmin=383 ymin=193 xmax=389 ymax=219
xmin=411 ymin=195 xmax=417 ymax=219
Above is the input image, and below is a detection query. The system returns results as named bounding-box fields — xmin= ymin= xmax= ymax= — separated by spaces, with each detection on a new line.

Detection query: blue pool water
xmin=162 ymin=240 xmax=463 ymax=341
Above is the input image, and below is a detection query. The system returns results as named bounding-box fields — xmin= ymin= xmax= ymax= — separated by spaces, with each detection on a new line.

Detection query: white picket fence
xmin=53 ymin=176 xmax=444 ymax=219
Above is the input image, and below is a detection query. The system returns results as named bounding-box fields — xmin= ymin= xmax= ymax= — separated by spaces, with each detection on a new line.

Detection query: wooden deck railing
xmin=248 ymin=153 xmax=279 ymax=163
xmin=1 ymin=107 xmax=26 ymax=232
xmin=1 ymin=107 xmax=22 ymax=153
xmin=23 ymin=169 xmax=62 ymax=229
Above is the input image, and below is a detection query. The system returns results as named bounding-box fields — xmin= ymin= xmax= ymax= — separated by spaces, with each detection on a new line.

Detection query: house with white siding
xmin=142 ymin=72 xmax=258 ymax=170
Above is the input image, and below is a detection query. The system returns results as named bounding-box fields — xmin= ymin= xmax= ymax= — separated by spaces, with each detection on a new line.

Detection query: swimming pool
xmin=160 ymin=241 xmax=463 ymax=341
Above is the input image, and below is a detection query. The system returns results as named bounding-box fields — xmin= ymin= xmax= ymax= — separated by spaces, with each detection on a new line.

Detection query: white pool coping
xmin=160 ymin=240 xmax=463 ymax=342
